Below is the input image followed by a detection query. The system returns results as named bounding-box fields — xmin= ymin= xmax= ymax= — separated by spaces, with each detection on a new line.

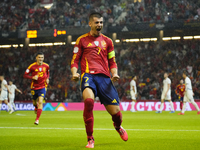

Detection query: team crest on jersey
xmin=101 ymin=40 xmax=106 ymax=48
xmin=39 ymin=68 xmax=42 ymax=71
xmin=94 ymin=41 xmax=99 ymax=46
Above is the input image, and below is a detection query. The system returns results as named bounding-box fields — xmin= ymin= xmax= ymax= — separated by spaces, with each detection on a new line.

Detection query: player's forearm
xmin=23 ymin=74 xmax=33 ymax=79
xmin=16 ymin=89 xmax=21 ymax=93
xmin=71 ymin=67 xmax=78 ymax=75
xmin=6 ymin=85 xmax=11 ymax=93
xmin=111 ymin=68 xmax=118 ymax=76
xmin=108 ymin=57 xmax=117 ymax=70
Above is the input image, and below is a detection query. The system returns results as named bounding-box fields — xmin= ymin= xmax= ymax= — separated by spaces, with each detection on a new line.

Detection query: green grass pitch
xmin=0 ymin=110 xmax=200 ymax=150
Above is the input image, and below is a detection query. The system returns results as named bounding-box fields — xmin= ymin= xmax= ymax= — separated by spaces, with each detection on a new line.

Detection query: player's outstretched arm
xmin=5 ymin=84 xmax=12 ymax=94
xmin=111 ymin=68 xmax=120 ymax=82
xmin=16 ymin=88 xmax=22 ymax=94
xmin=71 ymin=67 xmax=80 ymax=81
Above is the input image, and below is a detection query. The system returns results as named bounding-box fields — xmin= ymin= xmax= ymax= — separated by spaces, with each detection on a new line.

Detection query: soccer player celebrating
xmin=0 ymin=75 xmax=14 ymax=114
xmin=23 ymin=52 xmax=49 ymax=125
xmin=175 ymin=79 xmax=185 ymax=110
xmin=8 ymin=81 xmax=22 ymax=111
xmin=130 ymin=75 xmax=137 ymax=112
xmin=178 ymin=71 xmax=200 ymax=115
xmin=71 ymin=12 xmax=128 ymax=148
xmin=156 ymin=72 xmax=175 ymax=113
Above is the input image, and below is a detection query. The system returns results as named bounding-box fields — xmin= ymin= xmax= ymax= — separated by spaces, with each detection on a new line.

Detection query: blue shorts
xmin=81 ymin=73 xmax=119 ymax=105
xmin=31 ymin=88 xmax=46 ymax=101
xmin=180 ymin=97 xmax=183 ymax=101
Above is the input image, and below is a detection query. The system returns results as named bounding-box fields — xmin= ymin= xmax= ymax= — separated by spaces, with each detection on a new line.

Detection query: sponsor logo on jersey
xmin=94 ymin=41 xmax=99 ymax=46
xmin=112 ymin=99 xmax=117 ymax=103
xmin=41 ymin=94 xmax=44 ymax=96
xmin=87 ymin=43 xmax=93 ymax=47
xmin=84 ymin=83 xmax=89 ymax=87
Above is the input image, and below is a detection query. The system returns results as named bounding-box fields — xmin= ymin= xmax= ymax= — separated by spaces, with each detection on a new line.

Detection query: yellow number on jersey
xmin=84 ymin=77 xmax=89 ymax=83
xmin=97 ymin=47 xmax=101 ymax=54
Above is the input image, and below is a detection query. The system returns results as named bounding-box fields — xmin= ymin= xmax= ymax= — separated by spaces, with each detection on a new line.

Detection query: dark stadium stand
xmin=1 ymin=0 xmax=200 ymax=32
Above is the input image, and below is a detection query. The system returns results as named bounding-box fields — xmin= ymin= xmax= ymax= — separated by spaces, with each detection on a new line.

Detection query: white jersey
xmin=185 ymin=76 xmax=192 ymax=91
xmin=130 ymin=80 xmax=137 ymax=94
xmin=163 ymin=77 xmax=171 ymax=92
xmin=1 ymin=79 xmax=8 ymax=92
xmin=8 ymin=84 xmax=17 ymax=98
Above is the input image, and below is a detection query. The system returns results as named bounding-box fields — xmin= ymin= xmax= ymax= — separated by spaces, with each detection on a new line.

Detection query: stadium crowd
xmin=1 ymin=0 xmax=200 ymax=31
xmin=0 ymin=39 xmax=200 ymax=102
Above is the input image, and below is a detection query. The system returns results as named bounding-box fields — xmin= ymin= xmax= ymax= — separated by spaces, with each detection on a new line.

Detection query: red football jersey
xmin=175 ymin=84 xmax=185 ymax=98
xmin=71 ymin=32 xmax=117 ymax=77
xmin=23 ymin=62 xmax=50 ymax=90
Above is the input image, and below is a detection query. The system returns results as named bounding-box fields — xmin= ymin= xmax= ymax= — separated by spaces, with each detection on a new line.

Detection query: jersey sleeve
xmin=130 ymin=81 xmax=133 ymax=86
xmin=168 ymin=79 xmax=171 ymax=84
xmin=3 ymin=80 xmax=7 ymax=85
xmin=71 ymin=37 xmax=83 ymax=69
xmin=175 ymin=85 xmax=179 ymax=94
xmin=107 ymin=38 xmax=117 ymax=70
xmin=23 ymin=65 xmax=33 ymax=79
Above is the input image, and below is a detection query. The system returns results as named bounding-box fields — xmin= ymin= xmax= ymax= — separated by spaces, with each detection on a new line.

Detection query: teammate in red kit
xmin=23 ymin=52 xmax=49 ymax=125
xmin=175 ymin=79 xmax=185 ymax=110
xmin=71 ymin=12 xmax=128 ymax=148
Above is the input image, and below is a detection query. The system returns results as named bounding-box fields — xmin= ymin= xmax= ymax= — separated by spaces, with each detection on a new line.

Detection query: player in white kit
xmin=0 ymin=75 xmax=14 ymax=114
xmin=130 ymin=75 xmax=137 ymax=112
xmin=8 ymin=81 xmax=22 ymax=111
xmin=178 ymin=71 xmax=200 ymax=115
xmin=156 ymin=72 xmax=175 ymax=113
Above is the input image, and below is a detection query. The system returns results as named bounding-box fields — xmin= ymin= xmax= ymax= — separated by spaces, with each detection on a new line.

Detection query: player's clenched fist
xmin=111 ymin=74 xmax=120 ymax=82
xmin=32 ymin=75 xmax=38 ymax=80
xmin=72 ymin=73 xmax=80 ymax=81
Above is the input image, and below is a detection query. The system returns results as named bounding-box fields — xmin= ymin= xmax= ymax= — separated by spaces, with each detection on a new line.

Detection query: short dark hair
xmin=89 ymin=12 xmax=102 ymax=21
xmin=182 ymin=70 xmax=188 ymax=76
xmin=132 ymin=75 xmax=136 ymax=78
xmin=36 ymin=52 xmax=44 ymax=57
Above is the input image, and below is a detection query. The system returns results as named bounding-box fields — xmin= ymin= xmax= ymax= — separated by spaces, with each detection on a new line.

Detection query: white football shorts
xmin=183 ymin=90 xmax=194 ymax=103
xmin=0 ymin=91 xmax=8 ymax=101
xmin=130 ymin=90 xmax=136 ymax=100
xmin=161 ymin=90 xmax=171 ymax=100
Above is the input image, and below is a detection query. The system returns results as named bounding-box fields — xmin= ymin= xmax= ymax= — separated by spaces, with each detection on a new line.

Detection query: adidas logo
xmin=35 ymin=69 xmax=38 ymax=71
xmin=87 ymin=43 xmax=93 ymax=47
xmin=112 ymin=99 xmax=117 ymax=103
